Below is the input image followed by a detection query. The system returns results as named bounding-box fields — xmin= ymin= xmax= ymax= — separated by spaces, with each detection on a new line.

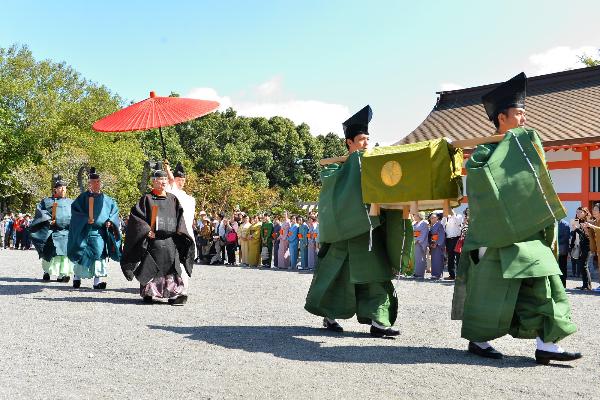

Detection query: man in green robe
xmin=260 ymin=214 xmax=274 ymax=268
xmin=305 ymin=105 xmax=400 ymax=338
xmin=451 ymin=72 xmax=581 ymax=365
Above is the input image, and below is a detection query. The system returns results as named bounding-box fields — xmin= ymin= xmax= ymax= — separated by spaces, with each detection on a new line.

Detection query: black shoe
xmin=168 ymin=295 xmax=188 ymax=306
xmin=322 ymin=318 xmax=343 ymax=333
xmin=73 ymin=279 xmax=81 ymax=289
xmin=143 ymin=296 xmax=154 ymax=304
xmin=535 ymin=350 xmax=582 ymax=365
xmin=370 ymin=325 xmax=400 ymax=338
xmin=468 ymin=341 xmax=503 ymax=359
xmin=42 ymin=273 xmax=50 ymax=282
xmin=93 ymin=282 xmax=107 ymax=290
xmin=61 ymin=276 xmax=71 ymax=283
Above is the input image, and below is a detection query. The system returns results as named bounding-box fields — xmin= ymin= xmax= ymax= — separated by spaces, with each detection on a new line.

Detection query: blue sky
xmin=2 ymin=0 xmax=599 ymax=144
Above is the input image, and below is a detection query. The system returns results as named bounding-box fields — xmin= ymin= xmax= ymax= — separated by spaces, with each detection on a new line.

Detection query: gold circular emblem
xmin=381 ymin=160 xmax=402 ymax=186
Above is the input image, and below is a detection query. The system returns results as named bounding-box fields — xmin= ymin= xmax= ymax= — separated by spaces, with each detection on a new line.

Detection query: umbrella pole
xmin=158 ymin=126 xmax=167 ymax=161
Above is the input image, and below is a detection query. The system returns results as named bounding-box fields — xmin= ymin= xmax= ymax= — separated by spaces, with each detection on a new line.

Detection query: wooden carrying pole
xmin=443 ymin=199 xmax=451 ymax=217
xmin=402 ymin=205 xmax=410 ymax=219
xmin=451 ymin=134 xmax=504 ymax=149
xmin=318 ymin=134 xmax=505 ymax=166
xmin=319 ymin=156 xmax=348 ymax=166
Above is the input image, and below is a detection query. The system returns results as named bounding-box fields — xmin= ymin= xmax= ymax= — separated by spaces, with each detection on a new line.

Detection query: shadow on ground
xmin=148 ymin=324 xmax=540 ymax=368
xmin=34 ymin=296 xmax=154 ymax=305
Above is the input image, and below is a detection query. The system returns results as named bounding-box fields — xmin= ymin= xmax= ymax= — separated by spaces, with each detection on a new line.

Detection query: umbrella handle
xmin=159 ymin=126 xmax=167 ymax=160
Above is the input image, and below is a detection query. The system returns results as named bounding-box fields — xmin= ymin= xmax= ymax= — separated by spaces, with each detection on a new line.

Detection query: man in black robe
xmin=120 ymin=167 xmax=194 ymax=305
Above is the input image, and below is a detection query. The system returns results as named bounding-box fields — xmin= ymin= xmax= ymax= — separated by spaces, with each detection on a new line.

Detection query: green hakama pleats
xmin=460 ymin=249 xmax=576 ymax=342
xmin=304 ymin=257 xmax=397 ymax=327
xmin=42 ymin=255 xmax=73 ymax=277
xmin=73 ymin=259 xmax=108 ymax=279
xmin=305 ymin=230 xmax=398 ymax=327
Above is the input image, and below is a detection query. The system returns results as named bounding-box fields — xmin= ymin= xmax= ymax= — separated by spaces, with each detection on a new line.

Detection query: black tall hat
xmin=482 ymin=72 xmax=527 ymax=121
xmin=88 ymin=167 xmax=100 ymax=180
xmin=152 ymin=161 xmax=167 ymax=178
xmin=343 ymin=105 xmax=372 ymax=139
xmin=174 ymin=162 xmax=186 ymax=178
xmin=53 ymin=174 xmax=66 ymax=188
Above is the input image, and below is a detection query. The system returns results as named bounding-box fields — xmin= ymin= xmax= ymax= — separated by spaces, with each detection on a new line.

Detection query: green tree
xmin=578 ymin=50 xmax=600 ymax=67
xmin=0 ymin=44 xmax=146 ymax=213
xmin=317 ymin=132 xmax=346 ymax=159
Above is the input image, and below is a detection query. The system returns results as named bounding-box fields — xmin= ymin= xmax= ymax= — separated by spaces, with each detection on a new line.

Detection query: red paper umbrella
xmin=92 ymin=91 xmax=219 ymax=159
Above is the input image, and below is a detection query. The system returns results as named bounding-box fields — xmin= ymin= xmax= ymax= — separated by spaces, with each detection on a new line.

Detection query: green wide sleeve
xmin=318 ymin=152 xmax=381 ymax=243
xmin=464 ymin=127 xmax=566 ymax=251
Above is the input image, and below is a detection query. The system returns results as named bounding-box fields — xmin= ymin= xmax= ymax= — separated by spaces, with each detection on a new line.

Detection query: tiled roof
xmin=396 ymin=65 xmax=600 ymax=146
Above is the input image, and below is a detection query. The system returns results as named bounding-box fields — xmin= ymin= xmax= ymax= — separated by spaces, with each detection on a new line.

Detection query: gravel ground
xmin=0 ymin=249 xmax=598 ymax=399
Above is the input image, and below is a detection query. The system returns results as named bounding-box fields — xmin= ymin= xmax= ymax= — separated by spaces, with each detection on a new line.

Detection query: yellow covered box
xmin=360 ymin=139 xmax=463 ymax=210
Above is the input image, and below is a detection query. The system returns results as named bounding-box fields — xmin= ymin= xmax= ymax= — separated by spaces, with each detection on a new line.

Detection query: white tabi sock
xmin=473 ymin=341 xmax=492 ymax=349
xmin=536 ymin=337 xmax=564 ymax=353
xmin=371 ymin=321 xmax=388 ymax=329
xmin=325 ymin=318 xmax=337 ymax=324
xmin=93 ymin=276 xmax=101 ymax=286
xmin=74 ymin=275 xmax=80 ymax=281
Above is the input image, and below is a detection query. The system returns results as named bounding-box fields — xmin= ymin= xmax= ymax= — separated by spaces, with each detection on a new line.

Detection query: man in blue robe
xmin=67 ymin=167 xmax=121 ymax=289
xmin=30 ymin=175 xmax=74 ymax=282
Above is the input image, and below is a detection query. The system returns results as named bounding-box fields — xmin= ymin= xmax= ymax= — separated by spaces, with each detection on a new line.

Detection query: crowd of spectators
xmin=4 ymin=203 xmax=599 ymax=291
xmin=564 ymin=204 xmax=600 ymax=291
xmin=1 ymin=213 xmax=34 ymax=250
xmin=411 ymin=209 xmax=468 ymax=280
xmin=191 ymin=210 xmax=320 ymax=270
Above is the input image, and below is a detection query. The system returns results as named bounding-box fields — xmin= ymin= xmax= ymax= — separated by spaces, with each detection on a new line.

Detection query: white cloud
xmin=439 ymin=82 xmax=464 ymax=91
xmin=528 ymin=45 xmax=599 ymax=75
xmin=235 ymin=100 xmax=349 ymax=136
xmin=255 ymin=75 xmax=283 ymax=97
xmin=186 ymin=87 xmax=233 ymax=111
xmin=185 ymin=77 xmax=350 ymax=136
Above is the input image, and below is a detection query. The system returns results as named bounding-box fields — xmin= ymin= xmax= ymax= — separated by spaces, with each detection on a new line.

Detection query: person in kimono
xmin=288 ymin=217 xmax=299 ymax=270
xmin=305 ymin=105 xmax=399 ymax=338
xmin=298 ymin=216 xmax=309 ymax=270
xmin=306 ymin=216 xmax=319 ymax=270
xmin=67 ymin=167 xmax=121 ymax=289
xmin=412 ymin=212 xmax=429 ymax=278
xmin=239 ymin=214 xmax=251 ymax=267
xmin=272 ymin=216 xmax=281 ymax=269
xmin=451 ymin=72 xmax=581 ymax=365
xmin=260 ymin=214 xmax=274 ymax=268
xmin=429 ymin=212 xmax=446 ymax=279
xmin=121 ymin=167 xmax=194 ymax=305
xmin=30 ymin=175 xmax=74 ymax=282
xmin=165 ymin=161 xmax=195 ymax=288
xmin=277 ymin=213 xmax=291 ymax=269
xmin=248 ymin=215 xmax=262 ymax=267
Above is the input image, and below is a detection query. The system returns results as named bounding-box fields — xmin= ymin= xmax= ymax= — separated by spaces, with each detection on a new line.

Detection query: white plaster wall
xmin=545 ymin=149 xmax=581 ymax=162
xmin=590 ymin=149 xmax=600 ymax=159
xmin=549 ymin=168 xmax=581 ymax=193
